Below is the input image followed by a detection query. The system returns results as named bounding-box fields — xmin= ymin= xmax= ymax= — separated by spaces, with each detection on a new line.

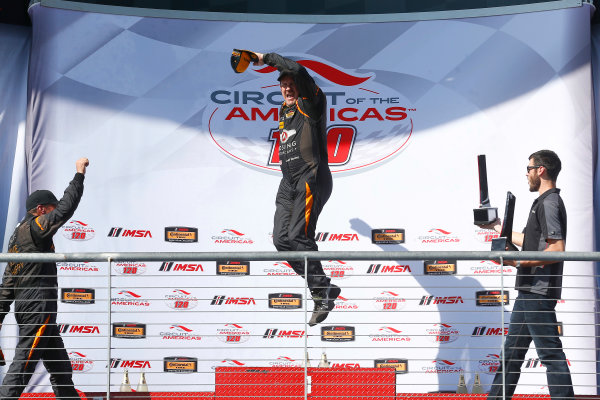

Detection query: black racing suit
xmin=0 ymin=173 xmax=84 ymax=400
xmin=265 ymin=53 xmax=333 ymax=293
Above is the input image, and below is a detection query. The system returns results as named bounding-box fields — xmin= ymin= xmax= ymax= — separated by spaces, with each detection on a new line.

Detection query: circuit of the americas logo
xmin=69 ymin=352 xmax=94 ymax=373
xmin=161 ymin=325 xmax=202 ymax=341
xmin=374 ymin=358 xmax=408 ymax=374
xmin=217 ymin=323 xmax=251 ymax=344
xmin=426 ymin=323 xmax=460 ymax=344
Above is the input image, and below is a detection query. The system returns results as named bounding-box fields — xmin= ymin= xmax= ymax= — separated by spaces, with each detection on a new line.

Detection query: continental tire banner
xmin=16 ymin=2 xmax=596 ymax=394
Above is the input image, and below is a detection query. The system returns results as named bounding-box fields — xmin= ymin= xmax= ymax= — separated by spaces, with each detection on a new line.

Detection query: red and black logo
xmin=160 ymin=262 xmax=204 ymax=272
xmin=59 ymin=324 xmax=101 ymax=335
xmin=108 ymin=227 xmax=152 ymax=238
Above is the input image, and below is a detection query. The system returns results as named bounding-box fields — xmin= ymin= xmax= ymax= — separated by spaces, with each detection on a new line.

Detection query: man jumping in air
xmin=248 ymin=51 xmax=340 ymax=326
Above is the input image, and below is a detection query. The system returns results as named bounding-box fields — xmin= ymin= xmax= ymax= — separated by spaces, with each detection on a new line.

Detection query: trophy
xmin=491 ymin=191 xmax=518 ymax=252
xmin=473 ymin=155 xmax=498 ymax=225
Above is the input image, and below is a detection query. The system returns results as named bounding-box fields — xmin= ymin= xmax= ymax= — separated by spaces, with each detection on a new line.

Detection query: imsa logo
xmin=419 ymin=295 xmax=464 ymax=305
xmin=471 ymin=326 xmax=508 ymax=336
xmin=160 ymin=262 xmax=204 ymax=272
xmin=263 ymin=328 xmax=305 ymax=339
xmin=268 ymin=293 xmax=302 ymax=309
xmin=321 ymin=325 xmax=355 ymax=342
xmin=107 ymin=227 xmax=152 ymax=238
xmin=59 ymin=324 xmax=100 ymax=335
xmin=316 ymin=232 xmax=359 ymax=242
xmin=217 ymin=261 xmax=250 ymax=276
xmin=164 ymin=356 xmax=198 ymax=373
xmin=374 ymin=358 xmax=408 ymax=374
xmin=109 ymin=358 xmax=151 ymax=369
xmin=367 ymin=264 xmax=411 ymax=274
xmin=61 ymin=288 xmax=95 ymax=304
xmin=112 ymin=323 xmax=146 ymax=339
xmin=211 ymin=295 xmax=256 ymax=306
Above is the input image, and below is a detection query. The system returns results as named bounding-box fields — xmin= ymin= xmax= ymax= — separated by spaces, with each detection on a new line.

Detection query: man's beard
xmin=528 ymin=174 xmax=541 ymax=192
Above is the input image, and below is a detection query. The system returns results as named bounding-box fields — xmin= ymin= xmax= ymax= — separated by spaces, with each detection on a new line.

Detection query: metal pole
xmin=304 ymin=255 xmax=309 ymax=400
xmin=500 ymin=255 xmax=506 ymax=400
xmin=107 ymin=257 xmax=112 ymax=400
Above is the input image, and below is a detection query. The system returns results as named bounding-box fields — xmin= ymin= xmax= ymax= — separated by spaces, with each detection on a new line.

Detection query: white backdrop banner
xmin=12 ymin=2 xmax=597 ymax=394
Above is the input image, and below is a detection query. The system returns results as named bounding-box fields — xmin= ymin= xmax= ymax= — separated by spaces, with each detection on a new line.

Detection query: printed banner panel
xmin=12 ymin=3 xmax=596 ymax=394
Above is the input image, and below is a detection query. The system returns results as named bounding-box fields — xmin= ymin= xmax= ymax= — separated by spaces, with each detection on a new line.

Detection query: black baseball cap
xmin=26 ymin=190 xmax=58 ymax=211
xmin=277 ymin=69 xmax=296 ymax=82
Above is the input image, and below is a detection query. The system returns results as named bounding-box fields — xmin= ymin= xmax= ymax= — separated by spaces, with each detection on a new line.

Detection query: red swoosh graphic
xmin=255 ymin=61 xmax=371 ymax=86
xmin=171 ymin=325 xmax=193 ymax=332
xmin=120 ymin=291 xmax=141 ymax=298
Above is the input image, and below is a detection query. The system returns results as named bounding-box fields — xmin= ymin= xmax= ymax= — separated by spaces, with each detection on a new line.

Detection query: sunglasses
xmin=526 ymin=165 xmax=542 ymax=173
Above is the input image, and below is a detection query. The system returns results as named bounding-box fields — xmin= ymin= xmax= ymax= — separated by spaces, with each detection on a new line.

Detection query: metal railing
xmin=0 ymin=250 xmax=597 ymax=399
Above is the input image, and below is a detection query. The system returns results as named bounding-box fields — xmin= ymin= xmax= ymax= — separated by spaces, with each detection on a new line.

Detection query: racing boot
xmin=309 ymin=284 xmax=341 ymax=327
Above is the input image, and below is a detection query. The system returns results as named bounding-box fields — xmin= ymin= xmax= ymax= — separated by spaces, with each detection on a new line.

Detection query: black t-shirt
xmin=516 ymin=188 xmax=567 ymax=299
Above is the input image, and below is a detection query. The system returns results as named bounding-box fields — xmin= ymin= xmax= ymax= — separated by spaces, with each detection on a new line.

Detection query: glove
xmin=231 ymin=49 xmax=258 ymax=74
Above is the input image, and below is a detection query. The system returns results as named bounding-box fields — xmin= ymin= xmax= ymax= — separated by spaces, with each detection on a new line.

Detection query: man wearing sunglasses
xmin=481 ymin=150 xmax=573 ymax=400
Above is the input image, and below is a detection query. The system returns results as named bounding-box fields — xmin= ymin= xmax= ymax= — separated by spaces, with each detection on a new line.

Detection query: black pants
xmin=487 ymin=292 xmax=574 ymax=400
xmin=0 ymin=310 xmax=78 ymax=400
xmin=273 ymin=171 xmax=332 ymax=292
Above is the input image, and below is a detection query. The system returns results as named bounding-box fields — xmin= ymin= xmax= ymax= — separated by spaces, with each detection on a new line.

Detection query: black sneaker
xmin=308 ymin=284 xmax=341 ymax=327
